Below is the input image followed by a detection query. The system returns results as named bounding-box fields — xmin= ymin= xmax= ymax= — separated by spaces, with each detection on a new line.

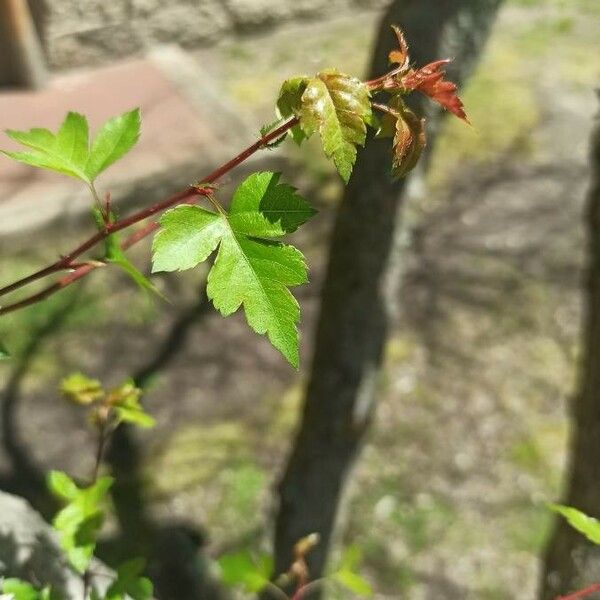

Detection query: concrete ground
xmin=0 ymin=45 xmax=252 ymax=236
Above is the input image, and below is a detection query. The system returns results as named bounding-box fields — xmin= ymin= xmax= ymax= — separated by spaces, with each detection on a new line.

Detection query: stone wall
xmin=37 ymin=0 xmax=390 ymax=70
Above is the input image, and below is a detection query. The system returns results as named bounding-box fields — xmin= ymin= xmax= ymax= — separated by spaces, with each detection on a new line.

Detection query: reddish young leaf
xmin=388 ymin=25 xmax=410 ymax=69
xmin=401 ymin=60 xmax=469 ymax=123
xmin=376 ymin=96 xmax=426 ymax=179
xmin=392 ymin=106 xmax=426 ymax=178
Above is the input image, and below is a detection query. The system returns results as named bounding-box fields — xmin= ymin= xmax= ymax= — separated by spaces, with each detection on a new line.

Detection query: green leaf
xmin=38 ymin=588 xmax=57 ymax=600
xmin=47 ymin=470 xmax=80 ymax=501
xmin=332 ymin=570 xmax=373 ymax=597
xmin=60 ymin=372 xmax=104 ymax=405
xmin=228 ymin=172 xmax=316 ymax=236
xmin=152 ymin=172 xmax=312 ymax=366
xmin=91 ymin=207 xmax=163 ymax=299
xmin=51 ymin=476 xmax=113 ymax=573
xmin=299 ymin=69 xmax=371 ymax=182
xmin=107 ymin=237 xmax=163 ymax=298
xmin=151 ymin=206 xmax=224 ymax=273
xmin=1 ymin=581 xmax=58 ymax=600
xmin=338 ymin=545 xmax=362 ymax=571
xmin=108 ymin=380 xmax=155 ymax=429
xmin=277 ymin=77 xmax=310 ymax=145
xmin=86 ymin=109 xmax=141 ymax=180
xmin=110 ymin=254 xmax=162 ymax=296
xmin=218 ymin=551 xmax=272 ymax=593
xmin=105 ymin=558 xmax=153 ymax=600
xmin=2 ymin=579 xmax=42 ymax=600
xmin=1 ymin=108 xmax=141 ymax=184
xmin=3 ymin=112 xmax=91 ymax=182
xmin=549 ymin=504 xmax=600 ymax=545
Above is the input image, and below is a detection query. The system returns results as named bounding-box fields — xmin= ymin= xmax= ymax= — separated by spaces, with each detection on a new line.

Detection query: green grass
xmin=429 ymin=40 xmax=539 ymax=187
xmin=504 ymin=504 xmax=554 ymax=554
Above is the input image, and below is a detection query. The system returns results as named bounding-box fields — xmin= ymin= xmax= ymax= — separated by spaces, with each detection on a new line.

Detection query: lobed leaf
xmin=299 ymin=69 xmax=371 ymax=182
xmin=1 ymin=108 xmax=141 ymax=183
xmin=401 ymin=60 xmax=469 ymax=123
xmin=3 ymin=112 xmax=90 ymax=182
xmin=208 ymin=228 xmax=307 ymax=367
xmin=152 ymin=172 xmax=313 ymax=366
xmin=228 ymin=172 xmax=316 ymax=236
xmin=86 ymin=109 xmax=141 ymax=180
xmin=152 ymin=206 xmax=224 ymax=273
xmin=60 ymin=372 xmax=104 ymax=405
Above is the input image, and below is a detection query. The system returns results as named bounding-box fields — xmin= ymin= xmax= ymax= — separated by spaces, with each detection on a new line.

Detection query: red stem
xmin=557 ymin=583 xmax=600 ymax=600
xmin=0 ymin=117 xmax=298 ymax=315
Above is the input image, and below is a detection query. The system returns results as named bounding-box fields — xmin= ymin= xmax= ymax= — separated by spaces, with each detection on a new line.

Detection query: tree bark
xmin=0 ymin=0 xmax=47 ymax=89
xmin=270 ymin=0 xmax=504 ymax=594
xmin=540 ymin=98 xmax=600 ymax=599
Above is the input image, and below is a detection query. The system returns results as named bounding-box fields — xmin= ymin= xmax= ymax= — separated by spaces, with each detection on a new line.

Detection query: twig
xmin=557 ymin=582 xmax=600 ymax=600
xmin=82 ymin=415 xmax=110 ymax=600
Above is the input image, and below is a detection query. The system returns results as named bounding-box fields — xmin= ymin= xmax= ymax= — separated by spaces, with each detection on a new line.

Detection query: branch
xmin=557 ymin=583 xmax=600 ymax=600
xmin=0 ymin=117 xmax=299 ymax=315
xmin=0 ymin=67 xmax=396 ymax=316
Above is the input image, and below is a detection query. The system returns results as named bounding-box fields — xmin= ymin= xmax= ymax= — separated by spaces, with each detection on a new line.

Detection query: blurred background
xmin=0 ymin=0 xmax=599 ymax=598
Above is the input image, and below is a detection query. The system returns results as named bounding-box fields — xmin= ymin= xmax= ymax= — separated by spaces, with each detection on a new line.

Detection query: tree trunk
xmin=540 ymin=98 xmax=600 ymax=598
xmin=271 ymin=0 xmax=504 ymax=593
xmin=0 ymin=0 xmax=47 ymax=89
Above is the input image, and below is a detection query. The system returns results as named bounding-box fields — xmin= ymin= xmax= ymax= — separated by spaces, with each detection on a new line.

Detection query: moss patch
xmin=429 ymin=40 xmax=539 ymax=188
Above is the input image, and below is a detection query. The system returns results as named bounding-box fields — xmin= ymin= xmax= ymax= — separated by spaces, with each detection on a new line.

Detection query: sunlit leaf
xmin=388 ymin=25 xmax=410 ymax=68
xmin=333 ymin=570 xmax=373 ymax=597
xmin=299 ymin=70 xmax=371 ymax=182
xmin=227 ymin=172 xmax=316 ymax=236
xmin=60 ymin=372 xmax=104 ymax=405
xmin=86 ymin=109 xmax=141 ymax=180
xmin=152 ymin=172 xmax=313 ymax=366
xmin=2 ymin=579 xmax=41 ymax=600
xmin=2 ymin=112 xmax=91 ymax=182
xmin=218 ymin=551 xmax=272 ymax=593
xmin=108 ymin=380 xmax=155 ymax=429
xmin=1 ymin=108 xmax=141 ymax=183
xmin=92 ymin=208 xmax=164 ymax=299
xmin=401 ymin=60 xmax=469 ymax=123
xmin=47 ymin=470 xmax=79 ymax=501
xmin=549 ymin=504 xmax=600 ymax=545
xmin=50 ymin=476 xmax=113 ymax=573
